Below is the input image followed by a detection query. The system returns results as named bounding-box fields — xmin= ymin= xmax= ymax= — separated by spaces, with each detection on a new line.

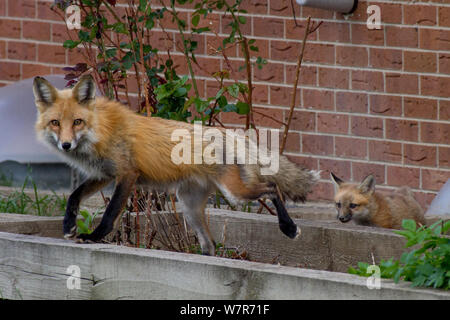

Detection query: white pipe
xmin=296 ymin=0 xmax=357 ymax=14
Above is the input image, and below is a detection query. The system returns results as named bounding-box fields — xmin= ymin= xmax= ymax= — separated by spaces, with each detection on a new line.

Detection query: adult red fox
xmin=330 ymin=172 xmax=425 ymax=229
xmin=33 ymin=75 xmax=318 ymax=255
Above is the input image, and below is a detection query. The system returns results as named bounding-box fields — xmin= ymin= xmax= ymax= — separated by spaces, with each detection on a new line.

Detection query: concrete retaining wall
xmin=0 ymin=232 xmax=448 ymax=300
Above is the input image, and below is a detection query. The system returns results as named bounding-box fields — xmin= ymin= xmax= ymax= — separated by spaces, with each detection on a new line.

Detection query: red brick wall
xmin=0 ymin=0 xmax=449 ymax=209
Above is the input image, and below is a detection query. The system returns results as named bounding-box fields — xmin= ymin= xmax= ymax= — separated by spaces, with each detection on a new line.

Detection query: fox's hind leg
xmin=177 ymin=181 xmax=216 ymax=256
xmin=271 ymin=195 xmax=300 ymax=239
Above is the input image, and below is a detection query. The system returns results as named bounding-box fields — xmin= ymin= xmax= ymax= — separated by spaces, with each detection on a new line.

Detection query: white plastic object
xmin=426 ymin=179 xmax=450 ymax=217
xmin=296 ymin=0 xmax=357 ymax=14
xmin=0 ymin=75 xmax=68 ymax=163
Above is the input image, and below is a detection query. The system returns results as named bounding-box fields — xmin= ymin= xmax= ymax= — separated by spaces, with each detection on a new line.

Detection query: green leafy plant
xmin=349 ymin=219 xmax=450 ymax=290
xmin=76 ymin=209 xmax=102 ymax=234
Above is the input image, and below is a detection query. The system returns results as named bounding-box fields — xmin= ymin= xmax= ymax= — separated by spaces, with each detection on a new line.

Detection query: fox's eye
xmin=50 ymin=120 xmax=60 ymax=126
xmin=73 ymin=119 xmax=83 ymax=126
xmin=336 ymin=202 xmax=341 ymax=208
xmin=350 ymin=203 xmax=359 ymax=209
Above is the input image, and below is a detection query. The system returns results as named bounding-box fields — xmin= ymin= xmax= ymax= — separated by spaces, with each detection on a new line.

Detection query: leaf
xmin=236 ymin=101 xmax=249 ymax=115
xmin=238 ymin=16 xmax=247 ymax=24
xmin=402 ymin=219 xmax=417 ymax=232
xmin=192 ymin=14 xmax=200 ymax=27
xmin=63 ymin=40 xmax=79 ymax=49
xmin=227 ymin=84 xmax=239 ymax=98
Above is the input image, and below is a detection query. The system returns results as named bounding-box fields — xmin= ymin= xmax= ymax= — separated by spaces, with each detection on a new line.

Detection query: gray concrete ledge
xmin=0 ymin=231 xmax=448 ymax=300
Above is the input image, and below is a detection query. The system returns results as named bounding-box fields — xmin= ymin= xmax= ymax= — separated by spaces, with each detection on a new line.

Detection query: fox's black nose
xmin=62 ymin=142 xmax=71 ymax=151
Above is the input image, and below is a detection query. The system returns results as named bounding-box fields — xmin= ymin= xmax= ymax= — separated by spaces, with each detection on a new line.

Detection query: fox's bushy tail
xmin=262 ymin=155 xmax=320 ymax=203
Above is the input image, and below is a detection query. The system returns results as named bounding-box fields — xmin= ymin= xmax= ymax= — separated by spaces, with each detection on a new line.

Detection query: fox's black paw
xmin=280 ymin=222 xmax=301 ymax=239
xmin=76 ymin=233 xmax=102 ymax=244
xmin=63 ymin=226 xmax=77 ymax=239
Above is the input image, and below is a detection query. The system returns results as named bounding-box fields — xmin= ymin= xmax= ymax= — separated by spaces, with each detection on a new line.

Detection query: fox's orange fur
xmin=330 ymin=173 xmax=425 ymax=229
xmin=33 ymin=75 xmax=318 ymax=254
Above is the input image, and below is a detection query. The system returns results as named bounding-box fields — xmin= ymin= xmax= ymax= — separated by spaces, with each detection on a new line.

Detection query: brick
xmin=370 ymin=95 xmax=402 ymax=116
xmin=52 ymin=23 xmax=78 ymax=43
xmin=421 ymin=75 xmax=450 ymax=98
xmin=318 ymin=22 xmax=350 ymax=43
xmin=149 ymin=31 xmax=174 ymax=52
xmin=302 ymin=89 xmax=334 ymax=111
xmin=8 ymin=0 xmax=35 ymax=18
xmin=302 ymin=7 xmax=335 ymax=19
xmin=0 ymin=1 xmax=5 ymax=16
xmin=175 ymin=33 xmax=205 ymax=56
xmin=351 ymin=116 xmax=383 ymax=138
xmin=386 ymin=26 xmax=418 ymax=48
xmin=221 ymin=14 xmax=250 ymax=36
xmin=351 ymin=70 xmax=384 ymax=92
xmin=387 ymin=166 xmax=420 ymax=189
xmin=404 ymin=4 xmax=436 ymax=26
xmin=37 ymin=1 xmax=60 ymax=21
xmin=237 ymin=38 xmax=269 ymax=60
xmin=404 ymin=144 xmax=437 ymax=167
xmin=371 ymin=2 xmax=402 ymax=24
xmin=38 ymin=44 xmax=66 ymax=64
xmin=285 ymin=19 xmax=317 ymax=41
xmin=302 ymin=134 xmax=333 ymax=156
xmin=369 ymin=48 xmax=402 ymax=70
xmin=270 ymin=86 xmax=300 ymax=107
xmin=404 ymin=51 xmax=437 ymax=73
xmin=287 ymin=110 xmax=315 ymax=132
xmin=308 ymin=181 xmax=334 ymax=202
xmin=67 ymin=47 xmax=86 ymax=66
xmin=318 ymin=67 xmax=349 ymax=89
xmin=441 ymin=100 xmax=450 ymax=120
xmin=23 ymin=21 xmax=51 ymax=41
xmin=386 ymin=119 xmax=418 ymax=142
xmin=317 ymin=113 xmax=349 ymax=134
xmin=7 ymin=41 xmax=36 ymax=61
xmin=420 ymin=29 xmax=450 ymax=51
xmin=439 ymin=54 xmax=450 ymax=74
xmin=240 ymin=0 xmax=268 ymax=15
xmin=282 ymin=132 xmax=300 ymax=153
xmin=22 ymin=63 xmax=52 ymax=79
xmin=352 ymin=162 xmax=386 ymax=185
xmin=385 ymin=73 xmax=418 ymax=95
xmin=336 ymin=92 xmax=368 ymax=113
xmin=421 ymin=122 xmax=449 ymax=144
xmin=191 ymin=57 xmax=220 ymax=77
xmin=368 ymin=140 xmax=402 ymax=163
xmin=438 ymin=7 xmax=450 ymax=27
xmin=335 ymin=137 xmax=367 ymax=159
xmin=0 ymin=41 xmax=5 ymax=59
xmin=0 ymin=62 xmax=21 ymax=81
xmin=269 ymin=0 xmax=292 ymax=17
xmin=303 ymin=43 xmax=335 ymax=65
xmin=158 ymin=11 xmax=188 ymax=30
xmin=253 ymin=17 xmax=284 ymax=38
xmin=0 ymin=19 xmax=21 ymax=38
xmin=422 ymin=169 xmax=449 ymax=191
xmin=271 ymin=41 xmax=301 ymax=63
xmin=439 ymin=147 xmax=450 ymax=168
xmin=253 ymin=62 xmax=284 ymax=83
xmin=286 ymin=155 xmax=318 ymax=171
xmin=404 ymin=97 xmax=437 ymax=120
xmin=253 ymin=107 xmax=284 ymax=128
xmin=336 ymin=45 xmax=368 ymax=68
xmin=285 ymin=65 xmax=317 ymax=86
xmin=319 ymin=159 xmax=351 ymax=181
xmin=252 ymin=84 xmax=269 ymax=104
xmin=351 ymin=24 xmax=384 ymax=46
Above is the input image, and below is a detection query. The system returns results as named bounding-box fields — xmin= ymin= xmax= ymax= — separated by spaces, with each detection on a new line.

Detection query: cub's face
xmin=330 ymin=173 xmax=375 ymax=223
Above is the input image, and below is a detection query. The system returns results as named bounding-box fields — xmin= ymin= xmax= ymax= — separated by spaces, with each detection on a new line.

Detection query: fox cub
xmin=33 ymin=75 xmax=318 ymax=255
xmin=330 ymin=172 xmax=425 ymax=229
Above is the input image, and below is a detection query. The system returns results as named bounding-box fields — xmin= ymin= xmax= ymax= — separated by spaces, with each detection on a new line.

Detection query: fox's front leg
xmin=77 ymin=173 xmax=138 ymax=243
xmin=64 ymin=178 xmax=112 ymax=239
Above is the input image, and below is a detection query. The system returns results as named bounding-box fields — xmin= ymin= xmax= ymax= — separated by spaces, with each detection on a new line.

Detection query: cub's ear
xmin=330 ymin=172 xmax=344 ymax=187
xmin=72 ymin=74 xmax=96 ymax=105
xmin=33 ymin=77 xmax=57 ymax=106
xmin=359 ymin=174 xmax=375 ymax=194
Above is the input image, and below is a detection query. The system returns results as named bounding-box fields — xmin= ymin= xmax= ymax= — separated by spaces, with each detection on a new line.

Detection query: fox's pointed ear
xmin=72 ymin=74 xmax=96 ymax=105
xmin=330 ymin=172 xmax=344 ymax=186
xmin=359 ymin=175 xmax=375 ymax=194
xmin=33 ymin=77 xmax=57 ymax=106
